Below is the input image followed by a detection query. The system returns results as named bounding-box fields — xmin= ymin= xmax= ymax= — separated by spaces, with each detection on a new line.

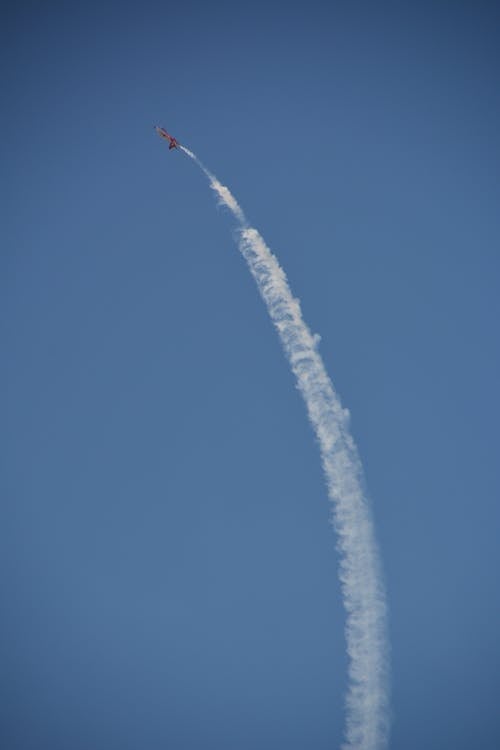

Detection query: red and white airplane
xmin=155 ymin=126 xmax=179 ymax=150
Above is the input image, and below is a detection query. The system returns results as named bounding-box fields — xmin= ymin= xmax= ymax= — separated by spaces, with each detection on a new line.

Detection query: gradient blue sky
xmin=2 ymin=2 xmax=500 ymax=748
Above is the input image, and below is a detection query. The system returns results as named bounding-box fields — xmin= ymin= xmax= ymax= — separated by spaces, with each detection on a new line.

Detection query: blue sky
xmin=2 ymin=2 xmax=500 ymax=748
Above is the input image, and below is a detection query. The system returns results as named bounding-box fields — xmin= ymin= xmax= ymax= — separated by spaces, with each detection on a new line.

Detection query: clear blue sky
xmin=2 ymin=2 xmax=499 ymax=748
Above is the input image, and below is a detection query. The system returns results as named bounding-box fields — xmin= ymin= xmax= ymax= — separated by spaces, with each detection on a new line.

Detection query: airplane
xmin=155 ymin=126 xmax=179 ymax=150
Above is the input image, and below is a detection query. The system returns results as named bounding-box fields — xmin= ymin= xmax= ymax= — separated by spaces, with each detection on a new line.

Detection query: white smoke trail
xmin=180 ymin=145 xmax=390 ymax=750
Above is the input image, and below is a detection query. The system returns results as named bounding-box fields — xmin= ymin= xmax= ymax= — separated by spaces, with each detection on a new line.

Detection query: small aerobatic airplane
xmin=155 ymin=126 xmax=179 ymax=150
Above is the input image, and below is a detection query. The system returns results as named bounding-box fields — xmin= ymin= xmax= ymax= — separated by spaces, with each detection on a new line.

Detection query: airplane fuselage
xmin=155 ymin=126 xmax=179 ymax=149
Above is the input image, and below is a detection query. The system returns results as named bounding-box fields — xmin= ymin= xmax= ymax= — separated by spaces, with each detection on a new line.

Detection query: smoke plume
xmin=180 ymin=145 xmax=390 ymax=750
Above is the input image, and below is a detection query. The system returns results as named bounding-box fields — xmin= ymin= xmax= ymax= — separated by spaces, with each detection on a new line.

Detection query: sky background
xmin=2 ymin=1 xmax=500 ymax=748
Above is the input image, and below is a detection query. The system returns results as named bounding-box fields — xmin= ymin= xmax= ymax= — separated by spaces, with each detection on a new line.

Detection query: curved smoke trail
xmin=180 ymin=145 xmax=390 ymax=750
